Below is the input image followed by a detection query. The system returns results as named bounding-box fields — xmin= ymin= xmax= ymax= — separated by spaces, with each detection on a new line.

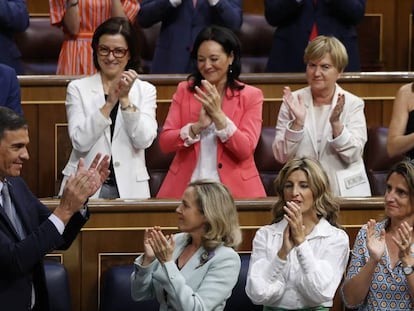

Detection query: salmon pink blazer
xmin=157 ymin=81 xmax=266 ymax=198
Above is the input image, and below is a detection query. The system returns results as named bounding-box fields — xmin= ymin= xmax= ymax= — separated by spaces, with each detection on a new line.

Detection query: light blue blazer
xmin=131 ymin=232 xmax=241 ymax=311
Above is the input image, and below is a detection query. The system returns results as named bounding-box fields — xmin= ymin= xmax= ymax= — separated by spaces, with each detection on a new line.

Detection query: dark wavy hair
xmin=188 ymin=25 xmax=244 ymax=94
xmin=91 ymin=17 xmax=140 ymax=71
xmin=0 ymin=107 xmax=27 ymax=140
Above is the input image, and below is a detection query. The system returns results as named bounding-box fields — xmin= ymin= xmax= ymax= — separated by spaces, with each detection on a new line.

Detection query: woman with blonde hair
xmin=131 ymin=179 xmax=242 ymax=310
xmin=273 ymin=35 xmax=370 ymax=197
xmin=246 ymin=157 xmax=349 ymax=310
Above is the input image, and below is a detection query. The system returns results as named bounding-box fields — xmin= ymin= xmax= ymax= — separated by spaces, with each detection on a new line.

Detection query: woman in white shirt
xmin=245 ymin=157 xmax=349 ymax=310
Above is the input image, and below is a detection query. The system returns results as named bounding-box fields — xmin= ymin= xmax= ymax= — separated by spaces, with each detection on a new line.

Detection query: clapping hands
xmin=142 ymin=226 xmax=175 ymax=266
xmin=55 ymin=153 xmax=110 ymax=224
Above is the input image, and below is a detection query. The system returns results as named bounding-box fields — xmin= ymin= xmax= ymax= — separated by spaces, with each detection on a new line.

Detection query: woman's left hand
xmin=283 ymin=201 xmax=306 ymax=245
xmin=391 ymin=221 xmax=414 ymax=265
xmin=147 ymin=229 xmax=175 ymax=263
xmin=329 ymin=93 xmax=345 ymax=138
xmin=118 ymin=69 xmax=138 ymax=99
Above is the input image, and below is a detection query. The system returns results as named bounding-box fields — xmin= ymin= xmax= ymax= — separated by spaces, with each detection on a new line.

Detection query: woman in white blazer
xmin=59 ymin=17 xmax=157 ymax=199
xmin=273 ymin=35 xmax=370 ymax=197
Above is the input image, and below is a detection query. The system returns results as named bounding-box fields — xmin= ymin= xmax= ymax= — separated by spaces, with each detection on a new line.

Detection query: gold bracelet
xmin=120 ymin=104 xmax=136 ymax=112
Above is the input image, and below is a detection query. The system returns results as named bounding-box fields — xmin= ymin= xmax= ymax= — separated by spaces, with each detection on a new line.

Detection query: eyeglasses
xmin=97 ymin=45 xmax=129 ymax=58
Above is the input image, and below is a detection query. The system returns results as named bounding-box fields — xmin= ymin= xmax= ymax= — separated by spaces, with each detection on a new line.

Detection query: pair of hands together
xmin=277 ymin=201 xmax=307 ymax=260
xmin=105 ymin=69 xmax=138 ymax=110
xmin=366 ymin=219 xmax=414 ymax=266
xmin=54 ymin=153 xmax=110 ymax=224
xmin=191 ymin=80 xmax=227 ymax=135
xmin=142 ymin=226 xmax=176 ymax=266
xmin=283 ymin=86 xmax=345 ymax=137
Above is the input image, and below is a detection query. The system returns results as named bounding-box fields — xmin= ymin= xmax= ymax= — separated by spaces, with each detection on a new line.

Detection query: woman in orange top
xmin=49 ymin=0 xmax=139 ymax=75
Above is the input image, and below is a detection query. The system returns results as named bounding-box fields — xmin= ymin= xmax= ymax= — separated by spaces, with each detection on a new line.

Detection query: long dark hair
xmin=187 ymin=25 xmax=244 ymax=94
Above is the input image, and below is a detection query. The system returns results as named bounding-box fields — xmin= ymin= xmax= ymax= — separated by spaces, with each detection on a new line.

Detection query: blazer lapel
xmin=217 ymin=89 xmax=240 ymax=159
xmin=318 ymin=84 xmax=341 ymax=157
xmin=90 ymin=74 xmax=111 ymax=145
xmin=302 ymin=88 xmax=325 ymax=158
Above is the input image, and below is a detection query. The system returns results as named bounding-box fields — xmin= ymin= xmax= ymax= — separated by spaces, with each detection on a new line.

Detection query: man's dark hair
xmin=0 ymin=106 xmax=28 ymax=140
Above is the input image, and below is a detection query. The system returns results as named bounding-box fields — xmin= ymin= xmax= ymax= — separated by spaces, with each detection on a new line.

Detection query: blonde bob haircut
xmin=188 ymin=179 xmax=242 ymax=250
xmin=271 ymin=157 xmax=341 ymax=228
xmin=304 ymin=35 xmax=348 ymax=72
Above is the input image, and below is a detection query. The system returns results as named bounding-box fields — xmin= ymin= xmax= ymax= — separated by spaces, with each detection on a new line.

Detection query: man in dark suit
xmin=136 ymin=0 xmax=242 ymax=74
xmin=0 ymin=107 xmax=110 ymax=310
xmin=264 ymin=0 xmax=366 ymax=72
xmin=0 ymin=0 xmax=29 ymax=74
xmin=0 ymin=63 xmax=23 ymax=114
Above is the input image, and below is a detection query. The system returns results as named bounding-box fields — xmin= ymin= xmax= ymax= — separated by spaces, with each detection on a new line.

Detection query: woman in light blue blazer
xmin=59 ymin=17 xmax=157 ymax=199
xmin=131 ymin=180 xmax=242 ymax=310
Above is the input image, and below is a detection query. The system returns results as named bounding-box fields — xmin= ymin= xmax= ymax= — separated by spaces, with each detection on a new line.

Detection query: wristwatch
xmin=403 ymin=265 xmax=414 ymax=275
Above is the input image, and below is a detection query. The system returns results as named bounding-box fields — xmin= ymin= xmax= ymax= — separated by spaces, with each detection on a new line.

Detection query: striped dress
xmin=49 ymin=0 xmax=139 ymax=75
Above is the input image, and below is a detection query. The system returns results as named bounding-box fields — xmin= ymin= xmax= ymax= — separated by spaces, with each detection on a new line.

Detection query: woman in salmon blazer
xmin=157 ymin=25 xmax=266 ymax=198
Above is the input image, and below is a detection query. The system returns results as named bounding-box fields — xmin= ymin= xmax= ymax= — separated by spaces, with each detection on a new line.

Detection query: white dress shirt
xmin=246 ymin=218 xmax=349 ymax=309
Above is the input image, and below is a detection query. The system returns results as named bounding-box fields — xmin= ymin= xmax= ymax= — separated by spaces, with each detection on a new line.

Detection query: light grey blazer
xmin=273 ymin=84 xmax=371 ymax=196
xmin=131 ymin=233 xmax=241 ymax=311
xmin=59 ymin=73 xmax=158 ymax=199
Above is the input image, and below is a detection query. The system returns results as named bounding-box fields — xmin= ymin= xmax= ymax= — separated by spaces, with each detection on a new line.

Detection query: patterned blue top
xmin=342 ymin=219 xmax=414 ymax=310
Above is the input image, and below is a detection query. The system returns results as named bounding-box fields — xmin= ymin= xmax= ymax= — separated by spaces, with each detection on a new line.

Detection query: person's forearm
xmin=63 ymin=0 xmax=80 ymax=35
xmin=112 ymin=0 xmax=127 ymax=17
xmin=387 ymin=134 xmax=414 ymax=158
xmin=342 ymin=258 xmax=378 ymax=306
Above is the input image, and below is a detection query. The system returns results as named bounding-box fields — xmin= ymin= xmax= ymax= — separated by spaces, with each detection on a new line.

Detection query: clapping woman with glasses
xmin=58 ymin=17 xmax=157 ymax=199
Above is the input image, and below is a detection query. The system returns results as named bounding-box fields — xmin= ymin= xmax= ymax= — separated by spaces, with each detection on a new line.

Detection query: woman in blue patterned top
xmin=342 ymin=159 xmax=414 ymax=310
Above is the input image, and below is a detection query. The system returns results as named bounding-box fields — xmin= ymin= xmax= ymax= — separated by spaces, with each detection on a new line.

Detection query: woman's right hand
xmin=142 ymin=228 xmax=156 ymax=266
xmin=283 ymin=86 xmax=306 ymax=129
xmin=366 ymin=219 xmax=386 ymax=262
xmin=277 ymin=224 xmax=294 ymax=260
xmin=191 ymin=107 xmax=212 ymax=136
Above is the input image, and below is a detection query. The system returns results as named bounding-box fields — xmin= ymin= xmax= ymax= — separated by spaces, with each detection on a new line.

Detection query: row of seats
xmin=145 ymin=126 xmax=404 ymax=197
xmin=99 ymin=253 xmax=261 ymax=311
xmin=14 ymin=15 xmax=274 ymax=75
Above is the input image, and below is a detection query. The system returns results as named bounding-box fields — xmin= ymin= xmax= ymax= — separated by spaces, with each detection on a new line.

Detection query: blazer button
xmin=218 ymin=163 xmax=223 ymax=169
xmin=114 ymin=161 xmax=120 ymax=167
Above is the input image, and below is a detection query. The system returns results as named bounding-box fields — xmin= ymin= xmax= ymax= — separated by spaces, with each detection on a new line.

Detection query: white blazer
xmin=59 ymin=73 xmax=158 ymax=199
xmin=272 ymin=84 xmax=371 ymax=196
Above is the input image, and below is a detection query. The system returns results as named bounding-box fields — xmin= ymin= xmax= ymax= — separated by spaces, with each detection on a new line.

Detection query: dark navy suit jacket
xmin=0 ymin=63 xmax=22 ymax=114
xmin=264 ymin=0 xmax=366 ymax=72
xmin=0 ymin=0 xmax=29 ymax=74
xmin=137 ymin=0 xmax=242 ymax=74
xmin=0 ymin=177 xmax=88 ymax=311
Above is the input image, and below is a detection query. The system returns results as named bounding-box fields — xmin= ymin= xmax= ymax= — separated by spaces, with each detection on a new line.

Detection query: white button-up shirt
xmin=246 ymin=218 xmax=350 ymax=309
